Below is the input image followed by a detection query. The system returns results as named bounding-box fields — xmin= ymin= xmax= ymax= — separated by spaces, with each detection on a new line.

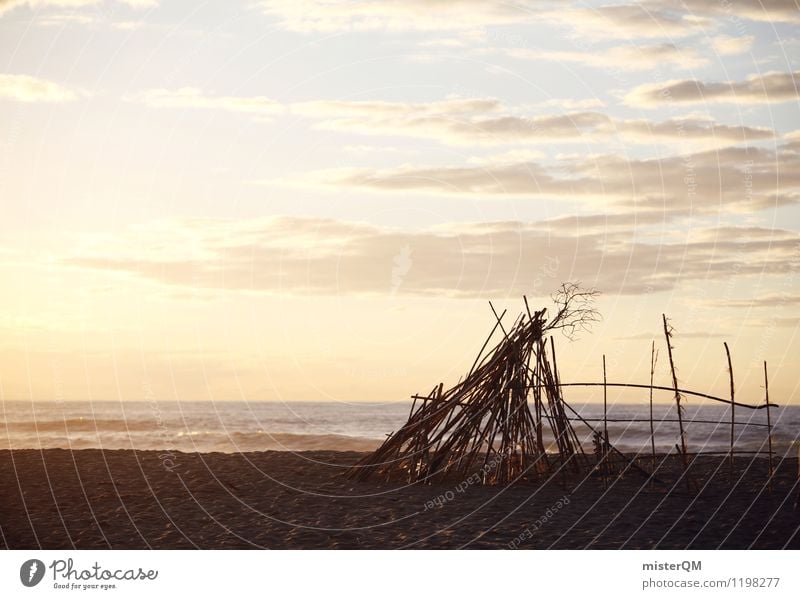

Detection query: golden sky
xmin=0 ymin=0 xmax=798 ymax=404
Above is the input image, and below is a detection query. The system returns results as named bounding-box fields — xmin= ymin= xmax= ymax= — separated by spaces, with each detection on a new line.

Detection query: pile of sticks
xmin=348 ymin=286 xmax=600 ymax=485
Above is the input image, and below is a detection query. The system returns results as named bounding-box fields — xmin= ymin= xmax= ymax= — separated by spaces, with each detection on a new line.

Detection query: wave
xmin=1 ymin=430 xmax=385 ymax=453
xmin=0 ymin=418 xmax=161 ymax=434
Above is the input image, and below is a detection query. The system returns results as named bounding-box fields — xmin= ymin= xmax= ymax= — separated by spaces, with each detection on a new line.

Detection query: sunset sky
xmin=0 ymin=1 xmax=798 ymax=406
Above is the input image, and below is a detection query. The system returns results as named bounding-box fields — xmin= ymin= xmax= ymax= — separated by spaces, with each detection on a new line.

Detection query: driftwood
xmin=545 ymin=382 xmax=773 ymax=409
xmin=725 ymin=342 xmax=735 ymax=484
xmin=764 ymin=361 xmax=774 ymax=493
xmin=663 ymin=314 xmax=690 ymax=493
xmin=649 ymin=341 xmax=658 ymax=474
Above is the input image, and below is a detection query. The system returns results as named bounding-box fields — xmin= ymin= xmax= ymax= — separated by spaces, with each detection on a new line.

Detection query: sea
xmin=1 ymin=400 xmax=799 ymax=457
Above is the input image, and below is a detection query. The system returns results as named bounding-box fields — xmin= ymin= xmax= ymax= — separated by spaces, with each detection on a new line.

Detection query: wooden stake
xmin=603 ymin=354 xmax=608 ymax=486
xmin=663 ymin=314 xmax=690 ymax=492
xmin=764 ymin=361 xmax=774 ymax=493
xmin=603 ymin=354 xmax=608 ymax=441
xmin=649 ymin=340 xmax=657 ymax=474
xmin=724 ymin=342 xmax=735 ymax=485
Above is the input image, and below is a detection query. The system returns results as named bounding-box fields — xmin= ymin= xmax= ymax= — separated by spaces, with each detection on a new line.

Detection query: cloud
xmin=532 ymin=210 xmax=691 ymax=231
xmin=291 ymin=96 xmax=502 ymax=119
xmin=543 ymin=4 xmax=712 ymax=39
xmin=257 ymin=0 xmax=536 ymax=33
xmin=255 ymin=0 xmax=799 ymax=40
xmin=32 ymin=12 xmax=149 ymax=28
xmin=500 ymin=43 xmax=709 ymax=71
xmin=611 ymin=116 xmax=773 ymax=144
xmin=301 ymin=103 xmax=775 ymax=146
xmin=710 ymin=292 xmax=800 ymax=309
xmin=136 ymin=91 xmax=773 ymax=146
xmin=784 ymin=129 xmax=800 ymax=151
xmin=291 ymin=144 xmax=800 ymax=215
xmin=625 ymin=71 xmax=800 ymax=106
xmin=293 ymin=96 xmax=774 ymax=146
xmin=0 ymin=73 xmax=77 ymax=102
xmin=133 ymin=87 xmax=284 ymax=116
xmin=0 ymin=0 xmax=94 ymax=13
xmin=529 ymin=98 xmax=605 ymax=110
xmin=547 ymin=1 xmax=800 ymax=38
xmin=671 ymin=0 xmax=800 ymax=25
xmin=62 ymin=216 xmax=800 ymax=299
xmin=0 ymin=0 xmax=156 ymax=15
xmin=258 ymin=1 xmax=715 ymax=38
xmin=710 ymin=34 xmax=755 ymax=56
xmin=134 ymin=90 xmax=507 ymax=132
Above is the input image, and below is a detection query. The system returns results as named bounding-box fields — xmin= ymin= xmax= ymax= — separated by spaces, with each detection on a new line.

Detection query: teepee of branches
xmin=347 ymin=283 xmax=605 ymax=485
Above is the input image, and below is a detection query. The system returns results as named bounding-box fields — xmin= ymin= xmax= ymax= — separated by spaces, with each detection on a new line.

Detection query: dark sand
xmin=1 ymin=449 xmax=798 ymax=549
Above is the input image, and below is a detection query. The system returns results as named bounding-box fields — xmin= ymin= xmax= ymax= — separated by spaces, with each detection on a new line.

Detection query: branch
xmin=544 ymin=282 xmax=601 ymax=340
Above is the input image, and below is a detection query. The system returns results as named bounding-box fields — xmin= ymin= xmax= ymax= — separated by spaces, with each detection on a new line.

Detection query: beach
xmin=1 ymin=449 xmax=797 ymax=549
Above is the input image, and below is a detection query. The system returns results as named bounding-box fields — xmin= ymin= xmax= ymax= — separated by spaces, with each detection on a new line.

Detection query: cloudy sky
xmin=0 ymin=0 xmax=798 ymax=406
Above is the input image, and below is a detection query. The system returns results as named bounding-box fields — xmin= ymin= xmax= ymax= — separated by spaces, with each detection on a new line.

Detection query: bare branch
xmin=543 ymin=282 xmax=601 ymax=340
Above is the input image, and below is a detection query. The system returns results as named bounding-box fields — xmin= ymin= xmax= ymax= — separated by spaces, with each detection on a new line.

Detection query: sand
xmin=0 ymin=449 xmax=797 ymax=549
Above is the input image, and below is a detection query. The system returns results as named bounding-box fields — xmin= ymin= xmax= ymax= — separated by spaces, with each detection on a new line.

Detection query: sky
xmin=0 ymin=0 xmax=798 ymax=406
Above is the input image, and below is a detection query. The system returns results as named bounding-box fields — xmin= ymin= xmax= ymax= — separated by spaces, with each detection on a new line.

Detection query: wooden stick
xmin=548 ymin=336 xmax=575 ymax=462
xmin=564 ymin=417 xmax=769 ymax=427
xmin=603 ymin=354 xmax=608 ymax=443
xmin=649 ymin=340 xmax=657 ymax=473
xmin=663 ymin=314 xmax=690 ymax=491
xmin=724 ymin=342 xmax=735 ymax=484
xmin=408 ymin=394 xmax=418 ymax=419
xmin=528 ymin=382 xmax=772 ymax=410
xmin=603 ymin=354 xmax=608 ymax=486
xmin=550 ymin=336 xmax=561 ymax=395
xmin=764 ymin=361 xmax=774 ymax=493
xmin=488 ymin=301 xmax=508 ymax=337
xmin=523 ymin=295 xmax=533 ymax=321
xmin=466 ymin=308 xmax=507 ymax=380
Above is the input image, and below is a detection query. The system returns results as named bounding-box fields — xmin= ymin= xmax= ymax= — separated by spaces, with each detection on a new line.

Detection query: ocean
xmin=2 ymin=400 xmax=798 ymax=457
